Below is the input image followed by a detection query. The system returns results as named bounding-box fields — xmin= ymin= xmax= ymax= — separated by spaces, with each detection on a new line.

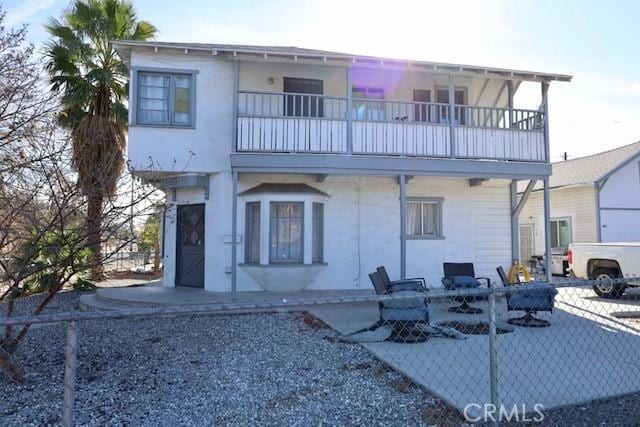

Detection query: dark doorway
xmin=283 ymin=77 xmax=324 ymax=117
xmin=176 ymin=204 xmax=205 ymax=288
xmin=413 ymin=89 xmax=432 ymax=122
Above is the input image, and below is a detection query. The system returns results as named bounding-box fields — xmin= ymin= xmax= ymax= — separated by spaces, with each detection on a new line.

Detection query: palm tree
xmin=45 ymin=0 xmax=156 ymax=279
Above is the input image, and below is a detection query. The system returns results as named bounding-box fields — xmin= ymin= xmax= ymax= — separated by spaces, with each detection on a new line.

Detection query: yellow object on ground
xmin=508 ymin=263 xmax=533 ymax=284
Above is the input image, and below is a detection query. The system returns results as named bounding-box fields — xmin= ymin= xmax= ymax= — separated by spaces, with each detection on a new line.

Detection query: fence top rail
xmin=2 ymin=277 xmax=637 ymax=327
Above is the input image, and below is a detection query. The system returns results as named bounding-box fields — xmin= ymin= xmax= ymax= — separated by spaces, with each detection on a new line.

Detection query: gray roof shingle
xmin=520 ymin=141 xmax=640 ymax=191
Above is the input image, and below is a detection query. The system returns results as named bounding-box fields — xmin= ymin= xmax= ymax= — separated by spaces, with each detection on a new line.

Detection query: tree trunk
xmin=87 ymin=194 xmax=104 ymax=281
xmin=153 ymin=238 xmax=160 ymax=272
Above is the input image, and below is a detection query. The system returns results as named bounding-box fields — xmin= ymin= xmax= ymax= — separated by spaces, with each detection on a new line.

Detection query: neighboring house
xmin=518 ymin=141 xmax=640 ymax=275
xmin=113 ymin=41 xmax=570 ymax=292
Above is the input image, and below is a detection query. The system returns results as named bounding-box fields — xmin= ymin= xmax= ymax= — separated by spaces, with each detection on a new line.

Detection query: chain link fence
xmin=102 ymin=252 xmax=150 ymax=272
xmin=2 ymin=275 xmax=640 ymax=425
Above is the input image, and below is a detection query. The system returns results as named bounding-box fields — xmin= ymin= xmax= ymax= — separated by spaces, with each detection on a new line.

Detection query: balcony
xmin=236 ymin=91 xmax=547 ymax=163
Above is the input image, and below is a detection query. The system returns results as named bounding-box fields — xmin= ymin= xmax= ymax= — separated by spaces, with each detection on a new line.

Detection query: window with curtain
xmin=245 ymin=202 xmax=261 ymax=263
xmin=406 ymin=199 xmax=443 ymax=238
xmin=352 ymin=86 xmax=385 ymax=121
xmin=270 ymin=202 xmax=304 ymax=263
xmin=436 ymin=88 xmax=466 ymax=125
xmin=137 ymin=71 xmax=194 ymax=126
xmin=550 ymin=218 xmax=572 ymax=249
xmin=312 ymin=203 xmax=324 ymax=263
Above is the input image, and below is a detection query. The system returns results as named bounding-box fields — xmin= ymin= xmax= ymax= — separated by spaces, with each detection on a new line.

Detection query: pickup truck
xmin=568 ymin=242 xmax=640 ymax=298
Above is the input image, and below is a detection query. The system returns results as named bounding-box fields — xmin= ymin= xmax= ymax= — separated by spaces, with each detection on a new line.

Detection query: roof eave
xmin=110 ymin=40 xmax=572 ymax=83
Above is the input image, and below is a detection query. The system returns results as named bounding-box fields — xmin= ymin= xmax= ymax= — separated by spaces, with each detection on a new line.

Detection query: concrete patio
xmin=80 ymin=282 xmax=640 ymax=417
xmin=310 ymin=287 xmax=640 ymax=416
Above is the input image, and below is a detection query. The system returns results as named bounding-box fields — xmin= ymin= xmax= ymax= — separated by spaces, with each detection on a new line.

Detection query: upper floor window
xmin=436 ymin=88 xmax=467 ymax=125
xmin=283 ymin=77 xmax=323 ymax=118
xmin=136 ymin=71 xmax=195 ymax=127
xmin=352 ymin=86 xmax=385 ymax=121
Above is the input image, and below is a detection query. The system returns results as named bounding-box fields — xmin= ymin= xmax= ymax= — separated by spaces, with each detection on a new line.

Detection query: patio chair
xmin=362 ymin=271 xmax=430 ymax=343
xmin=376 ymin=266 xmax=428 ymax=292
xmin=496 ymin=266 xmax=558 ymax=328
xmin=441 ymin=262 xmax=491 ymax=314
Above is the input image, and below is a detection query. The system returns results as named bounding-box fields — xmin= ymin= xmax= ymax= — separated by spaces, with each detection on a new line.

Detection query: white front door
xmin=519 ymin=224 xmax=535 ymax=264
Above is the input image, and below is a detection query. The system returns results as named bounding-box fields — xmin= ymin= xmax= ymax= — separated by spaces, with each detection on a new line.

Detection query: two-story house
xmin=113 ymin=41 xmax=571 ymax=292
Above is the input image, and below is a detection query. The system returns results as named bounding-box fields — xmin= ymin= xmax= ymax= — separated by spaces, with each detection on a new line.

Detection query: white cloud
xmin=4 ymin=0 xmax=57 ymax=28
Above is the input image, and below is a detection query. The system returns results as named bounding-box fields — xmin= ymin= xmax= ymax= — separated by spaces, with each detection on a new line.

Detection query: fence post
xmin=63 ymin=321 xmax=78 ymax=427
xmin=488 ymin=289 xmax=499 ymax=422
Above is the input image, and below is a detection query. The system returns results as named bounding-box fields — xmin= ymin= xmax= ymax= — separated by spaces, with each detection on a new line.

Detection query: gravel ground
xmin=3 ymin=291 xmax=640 ymax=426
xmin=1 ymin=292 xmax=458 ymax=426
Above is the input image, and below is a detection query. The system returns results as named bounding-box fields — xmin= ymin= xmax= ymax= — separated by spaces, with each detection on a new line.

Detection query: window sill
xmin=130 ymin=123 xmax=195 ymax=130
xmin=239 ymin=262 xmax=328 ymax=268
xmin=406 ymin=235 xmax=445 ymax=240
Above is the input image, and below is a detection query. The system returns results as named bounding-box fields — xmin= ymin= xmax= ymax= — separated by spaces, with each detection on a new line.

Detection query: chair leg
xmin=507 ymin=311 xmax=551 ymax=328
xmin=448 ymin=300 xmax=483 ymax=314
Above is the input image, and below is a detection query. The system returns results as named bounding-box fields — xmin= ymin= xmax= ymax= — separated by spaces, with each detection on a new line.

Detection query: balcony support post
xmin=448 ymin=74 xmax=456 ymax=158
xmin=510 ymin=180 xmax=519 ymax=264
xmin=507 ymin=80 xmax=514 ymax=128
xmin=543 ymin=177 xmax=552 ymax=281
xmin=231 ymin=60 xmax=239 ymax=153
xmin=231 ymin=170 xmax=238 ymax=297
xmin=399 ymin=174 xmax=407 ymax=280
xmin=346 ymin=66 xmax=353 ymax=154
xmin=541 ymin=81 xmax=550 ymax=163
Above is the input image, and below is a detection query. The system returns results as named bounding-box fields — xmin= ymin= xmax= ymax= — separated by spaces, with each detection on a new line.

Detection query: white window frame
xmin=550 ymin=217 xmax=572 ymax=249
xmin=131 ymin=67 xmax=198 ymax=128
xmin=405 ymin=197 xmax=444 ymax=240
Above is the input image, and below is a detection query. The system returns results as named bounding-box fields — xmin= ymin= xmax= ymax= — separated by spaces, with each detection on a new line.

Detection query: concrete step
xmin=79 ymin=294 xmax=144 ymax=312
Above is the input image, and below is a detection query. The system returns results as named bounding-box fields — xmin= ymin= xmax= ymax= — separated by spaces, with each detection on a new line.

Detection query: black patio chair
xmin=359 ymin=271 xmax=430 ymax=343
xmin=441 ymin=262 xmax=491 ymax=314
xmin=497 ymin=266 xmax=558 ymax=327
xmin=376 ymin=266 xmax=427 ymax=292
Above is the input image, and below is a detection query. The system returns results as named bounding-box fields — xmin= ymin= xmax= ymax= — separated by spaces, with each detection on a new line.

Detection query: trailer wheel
xmin=590 ymin=268 xmax=625 ymax=299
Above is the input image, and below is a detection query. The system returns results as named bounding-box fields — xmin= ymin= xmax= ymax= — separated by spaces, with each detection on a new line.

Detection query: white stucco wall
xmin=127 ymin=51 xmax=234 ymax=173
xmin=599 ymin=158 xmax=640 ymax=241
xmin=164 ymin=175 xmax=512 ymax=291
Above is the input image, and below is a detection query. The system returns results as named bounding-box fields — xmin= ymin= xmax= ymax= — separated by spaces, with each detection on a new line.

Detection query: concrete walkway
xmin=80 ymin=282 xmax=373 ymax=311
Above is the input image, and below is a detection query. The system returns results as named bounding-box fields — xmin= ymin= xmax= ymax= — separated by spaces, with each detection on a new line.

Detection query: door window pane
xmin=270 ymin=202 xmax=304 ymax=263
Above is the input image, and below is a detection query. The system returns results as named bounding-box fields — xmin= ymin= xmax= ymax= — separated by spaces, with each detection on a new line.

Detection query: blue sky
xmin=5 ymin=0 xmax=640 ymax=160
